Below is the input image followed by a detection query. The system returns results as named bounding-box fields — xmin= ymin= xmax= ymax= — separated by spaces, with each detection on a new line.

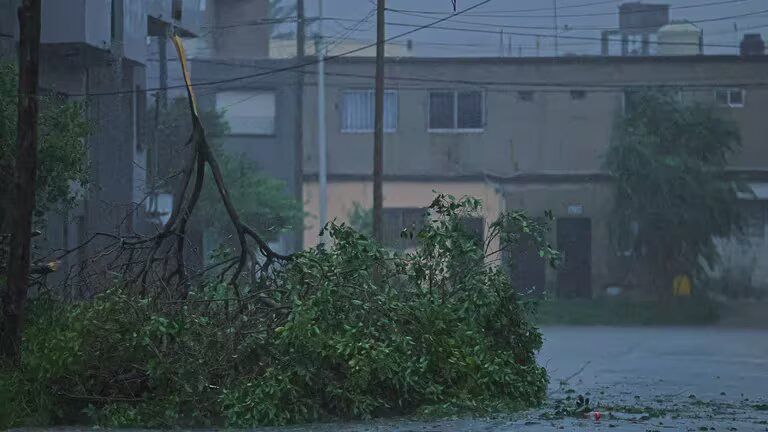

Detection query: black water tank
xmin=741 ymin=34 xmax=766 ymax=56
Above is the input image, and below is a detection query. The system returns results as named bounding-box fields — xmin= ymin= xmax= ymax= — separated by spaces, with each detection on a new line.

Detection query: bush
xmin=535 ymin=297 xmax=720 ymax=326
xmin=0 ymin=195 xmax=557 ymax=428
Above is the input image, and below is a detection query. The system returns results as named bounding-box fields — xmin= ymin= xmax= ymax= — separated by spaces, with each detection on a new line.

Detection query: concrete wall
xmin=191 ymin=58 xmax=301 ymax=253
xmin=298 ymin=56 xmax=768 ymax=296
xmin=211 ymin=0 xmax=269 ymax=60
xmin=120 ymin=0 xmax=147 ymax=64
xmin=192 ymin=58 xmax=299 ymax=194
xmin=301 ymin=56 xmax=768 ymax=178
xmin=302 ymin=180 xmax=503 ymax=252
xmin=503 ymin=181 xmax=620 ymax=296
xmin=301 ymin=179 xmax=625 ymax=297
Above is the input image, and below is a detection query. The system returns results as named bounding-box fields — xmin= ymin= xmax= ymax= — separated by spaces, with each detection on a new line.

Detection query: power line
xmin=321 ymin=8 xmax=376 ymax=54
xmin=376 ymin=9 xmax=768 ymax=36
xmin=206 ymin=11 xmax=763 ymax=50
xmin=198 ymin=1 xmax=764 ymax=37
xmin=66 ymin=2 xmax=765 ymax=99
xmin=323 ymin=17 xmax=755 ymax=49
xmin=390 ymin=6 xmax=768 ymax=33
xmin=389 ymin=0 xmax=622 ymax=15
xmin=193 ymin=57 xmax=768 ymax=95
xmin=324 ymin=20 xmax=768 ymax=51
xmin=391 ymin=0 xmax=755 ymax=19
xmin=69 ymin=0 xmax=495 ymax=98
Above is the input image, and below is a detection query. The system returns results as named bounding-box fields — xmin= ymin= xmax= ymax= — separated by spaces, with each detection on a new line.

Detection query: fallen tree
xmin=1 ymin=38 xmax=559 ymax=428
xmin=1 ymin=194 xmax=558 ymax=427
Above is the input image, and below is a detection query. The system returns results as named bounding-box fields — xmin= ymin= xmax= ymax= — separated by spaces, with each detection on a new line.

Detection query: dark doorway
xmin=556 ymin=218 xmax=592 ymax=299
xmin=508 ymin=234 xmax=547 ymax=297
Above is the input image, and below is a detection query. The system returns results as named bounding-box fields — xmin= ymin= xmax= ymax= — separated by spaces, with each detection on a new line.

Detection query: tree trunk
xmin=0 ymin=0 xmax=41 ymax=363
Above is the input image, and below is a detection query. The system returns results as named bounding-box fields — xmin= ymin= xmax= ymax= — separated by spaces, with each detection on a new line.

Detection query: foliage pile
xmin=0 ymin=195 xmax=557 ymax=428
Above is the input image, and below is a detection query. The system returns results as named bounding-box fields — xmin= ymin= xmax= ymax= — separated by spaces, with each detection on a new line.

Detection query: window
xmin=570 ymin=90 xmax=586 ymax=101
xmin=341 ymin=90 xmax=397 ymax=132
xmin=715 ymin=88 xmax=745 ymax=108
xmin=382 ymin=208 xmax=427 ymax=250
xmin=216 ymin=91 xmax=276 ymax=135
xmin=428 ymin=90 xmax=484 ymax=131
xmin=172 ymin=0 xmax=183 ymax=21
xmin=517 ymin=91 xmax=534 ymax=102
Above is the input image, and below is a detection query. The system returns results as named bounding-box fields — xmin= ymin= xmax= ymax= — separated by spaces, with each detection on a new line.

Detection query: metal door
xmin=556 ymin=218 xmax=592 ymax=299
xmin=509 ymin=234 xmax=547 ymax=297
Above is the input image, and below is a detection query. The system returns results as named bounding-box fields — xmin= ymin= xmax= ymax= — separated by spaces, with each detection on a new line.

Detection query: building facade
xmin=298 ymin=55 xmax=768 ymax=298
xmin=0 ymin=0 xmax=201 ymax=277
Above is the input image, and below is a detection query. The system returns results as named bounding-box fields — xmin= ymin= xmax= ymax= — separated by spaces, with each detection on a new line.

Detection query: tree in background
xmin=604 ymin=89 xmax=744 ymax=296
xmin=150 ymin=98 xmax=302 ymax=253
xmin=0 ymin=61 xmax=89 ymax=235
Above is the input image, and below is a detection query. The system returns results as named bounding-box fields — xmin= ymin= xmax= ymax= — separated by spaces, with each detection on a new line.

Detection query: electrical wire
xmin=389 ymin=7 xmax=768 ymax=33
xmin=70 ymin=0 xmax=495 ymax=98
xmin=192 ymin=57 xmax=768 ymax=89
xmin=323 ymin=16 xmax=758 ymax=49
xmin=320 ymin=8 xmax=376 ymax=54
xmin=390 ymin=0 xmax=755 ymax=19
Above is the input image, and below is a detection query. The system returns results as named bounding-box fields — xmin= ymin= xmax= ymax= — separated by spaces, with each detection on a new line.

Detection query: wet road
xmin=283 ymin=326 xmax=768 ymax=431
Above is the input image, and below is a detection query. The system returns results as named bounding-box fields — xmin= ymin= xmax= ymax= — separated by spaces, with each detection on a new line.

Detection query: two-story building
xmin=295 ymin=55 xmax=768 ymax=298
xmin=186 ymin=53 xmax=768 ymax=297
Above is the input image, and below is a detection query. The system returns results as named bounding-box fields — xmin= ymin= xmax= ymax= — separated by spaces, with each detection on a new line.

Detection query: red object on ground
xmin=593 ymin=411 xmax=602 ymax=421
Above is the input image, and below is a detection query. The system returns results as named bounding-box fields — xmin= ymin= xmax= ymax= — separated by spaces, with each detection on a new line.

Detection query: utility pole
xmin=294 ymin=0 xmax=305 ymax=250
xmin=498 ymin=29 xmax=503 ymax=57
xmin=151 ymin=25 xmax=170 ymax=205
xmin=316 ymin=0 xmax=328 ymax=237
xmin=1 ymin=0 xmax=41 ymax=363
xmin=553 ymin=0 xmax=559 ymax=56
xmin=372 ymin=0 xmax=385 ymax=243
xmin=158 ymin=27 xmax=169 ymax=109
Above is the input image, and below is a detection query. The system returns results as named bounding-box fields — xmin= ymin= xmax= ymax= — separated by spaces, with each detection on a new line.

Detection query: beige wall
xmin=303 ymin=179 xmax=623 ymax=296
xmin=503 ymin=182 xmax=618 ymax=294
xmin=303 ymin=180 xmax=503 ymax=252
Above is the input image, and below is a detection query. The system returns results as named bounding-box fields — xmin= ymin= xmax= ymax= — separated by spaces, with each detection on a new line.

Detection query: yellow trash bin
xmin=673 ymin=274 xmax=692 ymax=297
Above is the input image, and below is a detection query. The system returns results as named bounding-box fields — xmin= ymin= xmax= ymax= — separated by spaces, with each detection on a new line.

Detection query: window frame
xmin=340 ymin=89 xmax=398 ymax=133
xmin=427 ymin=89 xmax=485 ymax=133
xmin=714 ymin=88 xmax=745 ymax=108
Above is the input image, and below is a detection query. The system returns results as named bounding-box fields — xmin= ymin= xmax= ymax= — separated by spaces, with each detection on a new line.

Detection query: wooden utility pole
xmin=1 ymin=0 xmax=41 ymax=362
xmin=372 ymin=0 xmax=385 ymax=243
xmin=294 ymin=0 xmax=305 ymax=250
xmin=316 ymin=0 xmax=327 ymax=236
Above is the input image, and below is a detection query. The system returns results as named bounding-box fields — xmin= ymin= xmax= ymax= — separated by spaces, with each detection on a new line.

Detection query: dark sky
xmin=295 ymin=0 xmax=768 ymax=56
